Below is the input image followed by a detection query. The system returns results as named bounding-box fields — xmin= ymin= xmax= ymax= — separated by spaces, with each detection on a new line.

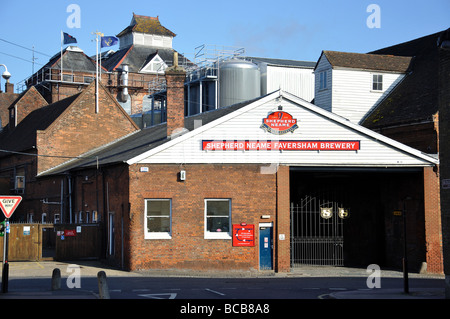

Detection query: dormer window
xmin=372 ymin=74 xmax=383 ymax=91
xmin=140 ymin=55 xmax=168 ymax=74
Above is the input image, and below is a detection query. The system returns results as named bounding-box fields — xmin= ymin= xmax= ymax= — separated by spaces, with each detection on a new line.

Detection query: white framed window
xmin=204 ymin=199 xmax=231 ymax=239
xmin=372 ymin=74 xmax=383 ymax=91
xmin=319 ymin=71 xmax=327 ymax=90
xmin=145 ymin=199 xmax=172 ymax=239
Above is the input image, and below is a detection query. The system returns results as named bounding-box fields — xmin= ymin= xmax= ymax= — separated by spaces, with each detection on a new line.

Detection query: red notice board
xmin=232 ymin=224 xmax=255 ymax=247
xmin=64 ymin=229 xmax=76 ymax=237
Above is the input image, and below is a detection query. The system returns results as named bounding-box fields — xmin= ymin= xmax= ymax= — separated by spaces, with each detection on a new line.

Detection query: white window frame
xmin=144 ymin=199 xmax=172 ymax=239
xmin=319 ymin=71 xmax=327 ymax=90
xmin=204 ymin=199 xmax=232 ymax=239
xmin=372 ymin=74 xmax=383 ymax=91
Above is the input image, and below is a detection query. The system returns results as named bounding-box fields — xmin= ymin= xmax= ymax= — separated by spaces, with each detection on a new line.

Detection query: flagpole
xmin=60 ymin=31 xmax=63 ymax=82
xmin=93 ymin=31 xmax=103 ymax=114
xmin=96 ymin=32 xmax=99 ymax=113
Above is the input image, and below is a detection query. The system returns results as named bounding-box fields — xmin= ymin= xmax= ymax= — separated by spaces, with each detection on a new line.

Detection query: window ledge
xmin=145 ymin=233 xmax=172 ymax=240
xmin=204 ymin=233 xmax=231 ymax=240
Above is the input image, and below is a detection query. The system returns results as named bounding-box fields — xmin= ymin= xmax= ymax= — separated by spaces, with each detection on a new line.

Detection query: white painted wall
xmin=332 ymin=68 xmax=405 ymax=124
xmin=129 ymin=92 xmax=435 ymax=167
xmin=314 ymin=55 xmax=405 ymax=124
xmin=119 ymin=33 xmax=173 ymax=49
xmin=265 ymin=65 xmax=314 ymax=102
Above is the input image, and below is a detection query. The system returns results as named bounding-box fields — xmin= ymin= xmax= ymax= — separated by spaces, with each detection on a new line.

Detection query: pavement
xmin=0 ymin=260 xmax=446 ymax=299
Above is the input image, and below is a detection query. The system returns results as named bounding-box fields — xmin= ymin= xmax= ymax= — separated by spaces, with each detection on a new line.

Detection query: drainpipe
xmin=68 ymin=174 xmax=73 ymax=224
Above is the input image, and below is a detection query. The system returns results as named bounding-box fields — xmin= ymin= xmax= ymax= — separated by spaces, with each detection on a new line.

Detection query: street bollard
xmin=51 ymin=268 xmax=61 ymax=290
xmin=97 ymin=271 xmax=110 ymax=299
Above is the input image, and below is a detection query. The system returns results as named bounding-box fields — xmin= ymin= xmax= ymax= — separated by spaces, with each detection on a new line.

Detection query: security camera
xmin=0 ymin=64 xmax=11 ymax=82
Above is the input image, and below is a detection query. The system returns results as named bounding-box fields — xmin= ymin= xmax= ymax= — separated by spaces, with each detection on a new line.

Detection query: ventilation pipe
xmin=120 ymin=63 xmax=129 ymax=102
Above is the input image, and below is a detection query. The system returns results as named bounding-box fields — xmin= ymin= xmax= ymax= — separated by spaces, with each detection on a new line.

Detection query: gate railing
xmin=291 ymin=196 xmax=346 ymax=267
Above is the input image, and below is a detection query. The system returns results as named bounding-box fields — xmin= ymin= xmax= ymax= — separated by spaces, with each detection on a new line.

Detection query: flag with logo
xmin=63 ymin=32 xmax=77 ymax=45
xmin=100 ymin=36 xmax=118 ymax=48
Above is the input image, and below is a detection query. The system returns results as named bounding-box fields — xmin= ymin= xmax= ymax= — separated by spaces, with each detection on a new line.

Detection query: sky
xmin=0 ymin=0 xmax=449 ymax=92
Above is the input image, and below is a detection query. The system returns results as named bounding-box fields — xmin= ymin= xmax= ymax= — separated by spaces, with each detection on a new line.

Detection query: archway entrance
xmin=290 ymin=168 xmax=426 ymax=271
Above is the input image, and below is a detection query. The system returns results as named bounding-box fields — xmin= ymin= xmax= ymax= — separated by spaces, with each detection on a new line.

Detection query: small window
xmin=372 ymin=74 xmax=383 ymax=91
xmin=62 ymin=74 xmax=74 ymax=82
xmin=15 ymin=176 xmax=25 ymax=190
xmin=205 ymin=199 xmax=231 ymax=239
xmin=319 ymin=71 xmax=327 ymax=90
xmin=92 ymin=211 xmax=98 ymax=223
xmin=145 ymin=199 xmax=172 ymax=239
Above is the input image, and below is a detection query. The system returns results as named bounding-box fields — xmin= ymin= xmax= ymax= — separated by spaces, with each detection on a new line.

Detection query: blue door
xmin=259 ymin=227 xmax=273 ymax=270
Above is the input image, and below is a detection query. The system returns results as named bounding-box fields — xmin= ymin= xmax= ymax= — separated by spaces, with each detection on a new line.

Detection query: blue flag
xmin=63 ymin=32 xmax=77 ymax=44
xmin=101 ymin=36 xmax=118 ymax=48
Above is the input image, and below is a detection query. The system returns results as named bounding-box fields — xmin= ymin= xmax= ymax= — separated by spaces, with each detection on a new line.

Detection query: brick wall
xmin=36 ymin=82 xmax=139 ymax=174
xmin=424 ymin=166 xmax=444 ymax=273
xmin=276 ymin=165 xmax=290 ymax=272
xmin=127 ymin=164 xmax=277 ymax=272
xmin=165 ymin=67 xmax=185 ymax=137
xmin=13 ymin=86 xmax=48 ymax=128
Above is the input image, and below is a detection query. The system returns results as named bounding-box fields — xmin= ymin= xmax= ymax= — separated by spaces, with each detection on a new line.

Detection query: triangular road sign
xmin=0 ymin=196 xmax=22 ymax=218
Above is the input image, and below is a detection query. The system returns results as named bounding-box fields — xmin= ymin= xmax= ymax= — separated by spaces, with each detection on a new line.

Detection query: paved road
xmin=1 ymin=261 xmax=446 ymax=318
xmin=2 ymin=260 xmax=445 ymax=300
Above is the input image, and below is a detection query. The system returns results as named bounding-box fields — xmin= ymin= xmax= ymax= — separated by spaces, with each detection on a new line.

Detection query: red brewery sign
xmin=64 ymin=229 xmax=77 ymax=237
xmin=260 ymin=111 xmax=299 ymax=135
xmin=0 ymin=196 xmax=22 ymax=218
xmin=202 ymin=140 xmax=360 ymax=151
xmin=232 ymin=224 xmax=255 ymax=247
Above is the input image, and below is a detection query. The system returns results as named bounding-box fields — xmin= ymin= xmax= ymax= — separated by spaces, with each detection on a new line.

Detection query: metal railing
xmin=290 ymin=194 xmax=346 ymax=267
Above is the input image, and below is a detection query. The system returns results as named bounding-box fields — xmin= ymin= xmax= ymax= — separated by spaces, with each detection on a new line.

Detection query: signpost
xmin=0 ymin=196 xmax=22 ymax=293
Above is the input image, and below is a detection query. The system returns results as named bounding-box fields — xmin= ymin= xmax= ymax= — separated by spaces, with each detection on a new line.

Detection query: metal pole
xmin=96 ymin=33 xmax=99 ymax=114
xmin=2 ymin=218 xmax=9 ymax=293
xmin=403 ymin=200 xmax=409 ymax=294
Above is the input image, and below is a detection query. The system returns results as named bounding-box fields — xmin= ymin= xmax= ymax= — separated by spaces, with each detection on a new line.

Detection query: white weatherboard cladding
xmin=131 ymin=92 xmax=437 ymax=167
xmin=332 ymin=69 xmax=405 ymax=124
xmin=266 ymin=66 xmax=315 ymax=102
xmin=314 ymin=56 xmax=332 ymax=112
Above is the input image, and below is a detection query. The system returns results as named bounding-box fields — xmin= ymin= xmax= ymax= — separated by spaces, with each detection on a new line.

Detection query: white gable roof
xmin=127 ymin=90 xmax=438 ymax=167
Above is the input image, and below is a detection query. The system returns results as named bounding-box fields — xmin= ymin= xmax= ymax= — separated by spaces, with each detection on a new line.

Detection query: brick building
xmin=19 ymin=14 xmax=190 ymax=125
xmin=312 ymin=30 xmax=448 ymax=273
xmin=0 ymin=81 xmax=139 ymax=223
xmin=361 ymin=30 xmax=447 ymax=273
xmin=0 ymin=24 xmax=446 ymax=274
xmin=39 ymin=63 xmax=438 ymax=273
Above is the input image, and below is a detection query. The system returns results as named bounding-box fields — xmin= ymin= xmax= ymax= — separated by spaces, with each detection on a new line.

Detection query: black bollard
xmin=97 ymin=271 xmax=110 ymax=299
xmin=51 ymin=268 xmax=61 ymax=290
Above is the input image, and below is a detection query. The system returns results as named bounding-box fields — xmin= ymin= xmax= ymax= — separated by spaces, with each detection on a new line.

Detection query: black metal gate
xmin=291 ymin=190 xmax=349 ymax=267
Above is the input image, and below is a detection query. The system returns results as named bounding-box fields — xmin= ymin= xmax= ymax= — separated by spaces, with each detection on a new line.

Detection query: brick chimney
xmin=165 ymin=52 xmax=186 ymax=138
xmin=5 ymin=82 xmax=14 ymax=93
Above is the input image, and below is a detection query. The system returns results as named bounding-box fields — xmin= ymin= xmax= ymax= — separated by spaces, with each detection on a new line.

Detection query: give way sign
xmin=0 ymin=196 xmax=22 ymax=218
